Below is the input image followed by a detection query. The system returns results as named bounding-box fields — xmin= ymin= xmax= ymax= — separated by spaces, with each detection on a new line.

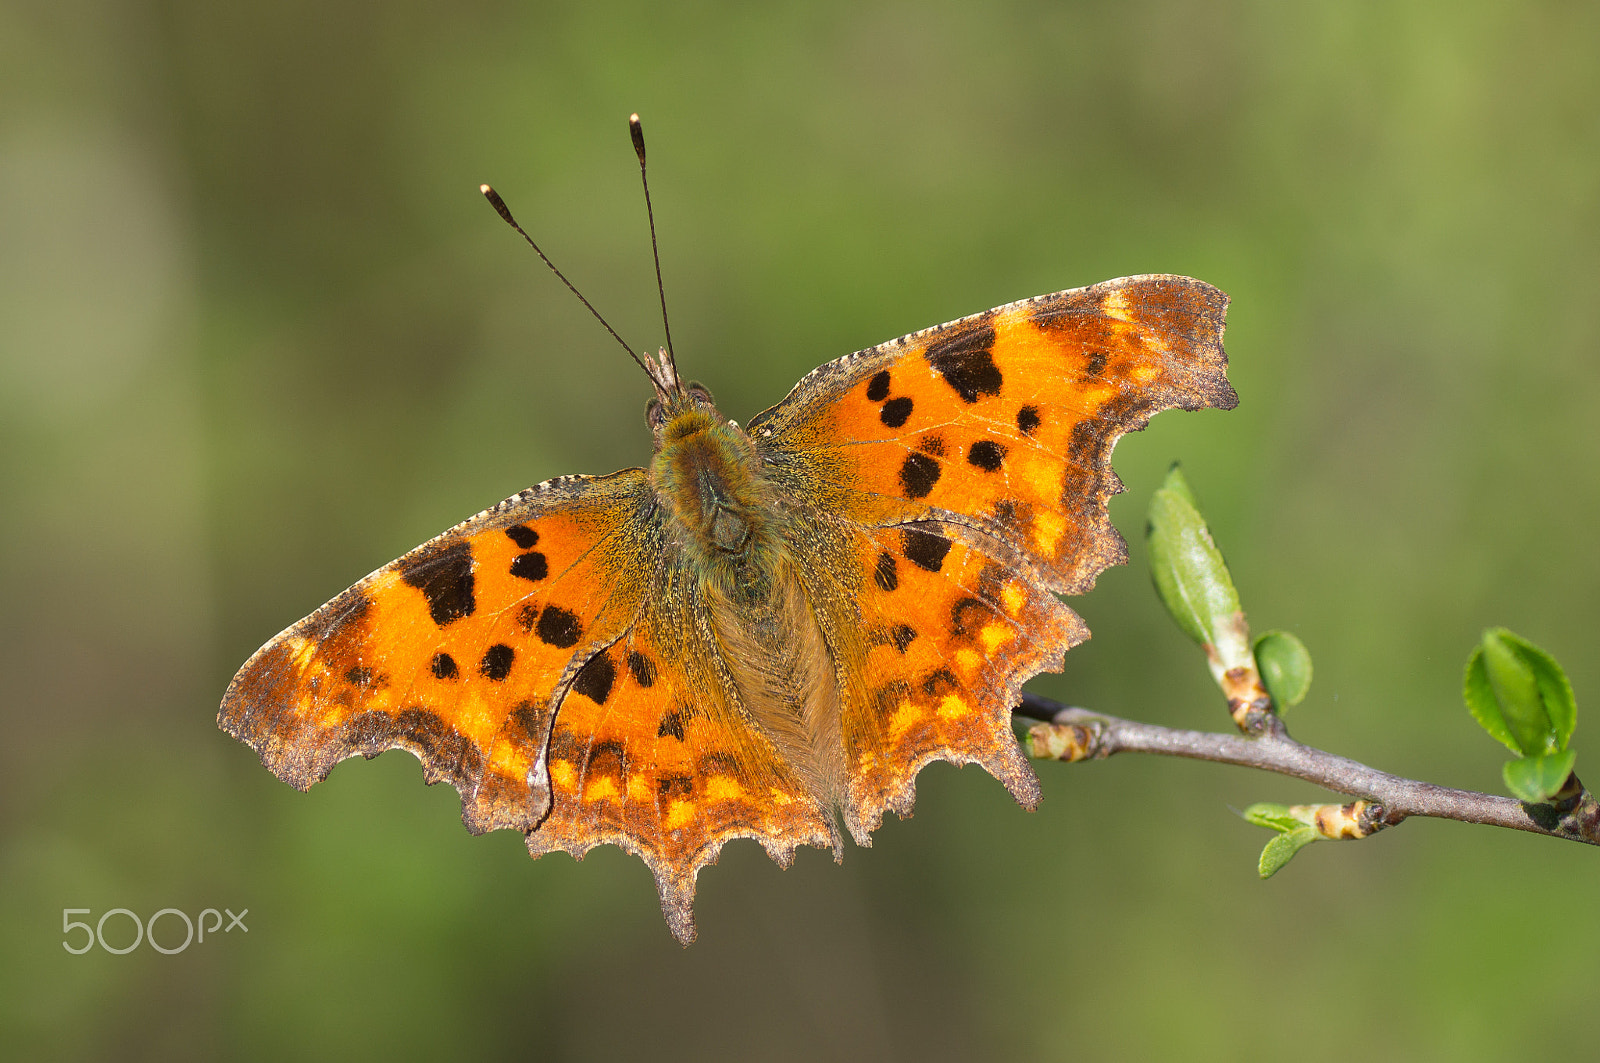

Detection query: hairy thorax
xmin=650 ymin=408 xmax=768 ymax=578
xmin=649 ymin=403 xmax=847 ymax=809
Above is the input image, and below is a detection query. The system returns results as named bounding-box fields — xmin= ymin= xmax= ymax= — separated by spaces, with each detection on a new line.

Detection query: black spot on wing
xmin=430 ymin=653 xmax=459 ymax=680
xmin=880 ymin=396 xmax=914 ymax=428
xmin=918 ymin=434 xmax=946 ymax=456
xmin=950 ymin=597 xmax=990 ymax=637
xmin=866 ymin=370 xmax=891 ymax=402
xmin=509 ymin=551 xmax=548 ymax=581
xmin=508 ymin=699 xmax=548 ymax=741
xmin=903 ymin=527 xmax=952 ymax=572
xmin=536 ymin=605 xmax=582 ymax=648
xmin=920 ymin=668 xmax=960 ymax=698
xmin=505 ymin=525 xmax=539 ymax=549
xmin=585 ymin=739 xmax=625 ymax=776
xmin=399 ymin=541 xmax=476 ymax=626
xmin=480 ymin=644 xmax=515 ymax=681
xmin=658 ymin=773 xmax=692 ymax=796
xmin=1017 ymin=405 xmax=1041 ymax=436
xmin=571 ymin=651 xmax=616 ymax=705
xmin=899 ymin=453 xmax=941 ymax=499
xmin=627 ymin=651 xmax=656 ymax=687
xmin=1085 ymin=350 xmax=1107 ymax=377
xmin=891 ymin=624 xmax=918 ymax=652
xmin=924 ymin=320 xmax=1001 ymax=403
xmin=657 ymin=711 xmax=685 ymax=740
xmin=967 ymin=440 xmax=1006 ymax=471
xmin=874 ymin=551 xmax=899 ymax=592
xmin=345 ymin=666 xmax=374 ymax=686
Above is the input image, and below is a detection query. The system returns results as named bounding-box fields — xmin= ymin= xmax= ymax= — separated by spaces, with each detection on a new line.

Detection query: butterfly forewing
xmin=220 ymin=471 xmax=656 ymax=834
xmin=750 ymin=275 xmax=1234 ymax=592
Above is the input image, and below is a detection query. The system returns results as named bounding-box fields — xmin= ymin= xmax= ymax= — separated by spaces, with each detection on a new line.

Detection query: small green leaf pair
xmin=1463 ymin=628 xmax=1578 ymax=803
xmin=1241 ymin=803 xmax=1320 ymax=877
xmin=1146 ymin=465 xmax=1312 ymax=712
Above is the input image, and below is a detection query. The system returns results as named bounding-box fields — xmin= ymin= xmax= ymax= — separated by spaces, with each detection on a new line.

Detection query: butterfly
xmin=220 ymin=122 xmax=1236 ymax=944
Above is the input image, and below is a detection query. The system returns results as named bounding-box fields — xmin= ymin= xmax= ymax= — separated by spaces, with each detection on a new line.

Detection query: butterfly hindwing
xmin=841 ymin=519 xmax=1087 ymax=833
xmin=524 ymin=599 xmax=837 ymax=944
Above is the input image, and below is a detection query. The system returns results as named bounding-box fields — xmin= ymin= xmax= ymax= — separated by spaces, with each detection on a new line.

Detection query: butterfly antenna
xmin=479 ymin=183 xmax=667 ymax=391
xmin=628 ymin=113 xmax=681 ymax=390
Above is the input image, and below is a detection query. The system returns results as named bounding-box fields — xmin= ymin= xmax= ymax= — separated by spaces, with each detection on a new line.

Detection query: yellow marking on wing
xmin=550 ymin=759 xmax=576 ymax=791
xmin=287 ymin=636 xmax=317 ymax=673
xmin=627 ymin=776 xmax=651 ymax=803
xmin=1033 ymin=509 xmax=1066 ymax=555
xmin=1101 ymin=288 xmax=1131 ymax=320
xmin=768 ymin=788 xmax=794 ymax=806
xmin=665 ymin=799 xmax=696 ymax=830
xmin=1132 ymin=363 xmax=1159 ymax=382
xmin=1027 ymin=460 xmax=1060 ymax=498
xmin=706 ymin=775 xmax=745 ymax=802
xmin=453 ymin=688 xmax=495 ymax=743
xmin=955 ymin=648 xmax=983 ymax=675
xmin=584 ymin=775 xmax=619 ymax=802
xmin=981 ymin=623 xmax=1014 ymax=655
xmin=1002 ymin=581 xmax=1026 ymax=616
xmin=488 ymin=743 xmax=526 ymax=775
xmin=938 ymin=694 xmax=970 ymax=720
xmin=889 ymin=700 xmax=922 ymax=741
xmin=368 ymin=570 xmax=401 ymax=598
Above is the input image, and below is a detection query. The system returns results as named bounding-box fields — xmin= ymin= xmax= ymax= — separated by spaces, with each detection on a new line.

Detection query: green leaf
xmin=1499 ymin=631 xmax=1577 ymax=750
xmin=1241 ymin=802 xmax=1303 ymax=832
xmin=1258 ymin=826 xmax=1319 ymax=878
xmin=1481 ymin=629 xmax=1550 ymax=754
xmin=1468 ymin=628 xmax=1578 ymax=757
xmin=1464 ymin=647 xmax=1521 ymax=754
xmin=1503 ymin=749 xmax=1577 ymax=803
xmin=1254 ymin=630 xmax=1312 ymax=710
xmin=1146 ymin=466 xmax=1245 ymax=663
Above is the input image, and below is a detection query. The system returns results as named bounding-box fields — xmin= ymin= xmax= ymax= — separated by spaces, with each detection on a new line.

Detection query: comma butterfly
xmin=220 ymin=117 xmax=1236 ymax=943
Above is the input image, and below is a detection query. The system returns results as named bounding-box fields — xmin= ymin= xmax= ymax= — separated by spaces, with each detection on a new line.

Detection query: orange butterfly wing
xmin=749 ymin=275 xmax=1235 ymax=832
xmin=220 ymin=472 xmax=660 ymax=833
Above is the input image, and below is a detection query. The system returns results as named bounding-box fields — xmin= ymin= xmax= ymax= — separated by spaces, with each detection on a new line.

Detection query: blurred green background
xmin=4 ymin=1 xmax=1599 ymax=1059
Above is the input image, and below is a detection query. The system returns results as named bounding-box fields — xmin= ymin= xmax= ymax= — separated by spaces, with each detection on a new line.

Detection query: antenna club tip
xmin=629 ymin=114 xmax=646 ymax=162
xmin=479 ymin=183 xmax=493 ymax=195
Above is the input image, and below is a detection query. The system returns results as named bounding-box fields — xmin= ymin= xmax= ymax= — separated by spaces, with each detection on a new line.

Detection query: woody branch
xmin=1013 ymin=693 xmax=1600 ymax=846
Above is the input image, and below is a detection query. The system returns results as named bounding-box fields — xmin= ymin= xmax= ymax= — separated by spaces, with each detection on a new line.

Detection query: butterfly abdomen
xmin=648 ymin=402 xmax=851 ymax=818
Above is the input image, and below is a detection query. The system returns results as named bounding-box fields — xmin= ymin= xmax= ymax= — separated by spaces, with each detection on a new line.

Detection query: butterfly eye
xmin=645 ymin=397 xmax=666 ymax=430
xmin=687 ymin=383 xmax=715 ymax=406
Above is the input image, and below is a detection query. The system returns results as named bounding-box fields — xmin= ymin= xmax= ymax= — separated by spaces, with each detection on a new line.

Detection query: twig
xmin=1014 ymin=692 xmax=1600 ymax=846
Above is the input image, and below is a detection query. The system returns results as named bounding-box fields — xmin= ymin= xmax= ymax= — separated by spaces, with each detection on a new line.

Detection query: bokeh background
xmin=4 ymin=1 xmax=1599 ymax=1059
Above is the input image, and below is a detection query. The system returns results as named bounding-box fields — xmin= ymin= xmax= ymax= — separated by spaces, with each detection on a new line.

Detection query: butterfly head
xmin=644 ymin=363 xmax=721 ymax=446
